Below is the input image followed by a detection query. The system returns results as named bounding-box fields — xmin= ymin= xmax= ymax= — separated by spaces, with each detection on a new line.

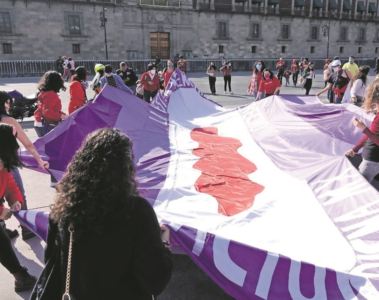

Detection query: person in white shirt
xmin=62 ymin=56 xmax=71 ymax=82
xmin=351 ymin=66 xmax=370 ymax=107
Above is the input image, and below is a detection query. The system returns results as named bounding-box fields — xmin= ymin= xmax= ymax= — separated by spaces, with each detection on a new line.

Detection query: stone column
xmin=309 ymin=0 xmax=313 ymax=17
xmin=264 ymin=0 xmax=268 ymax=14
xmin=291 ymin=0 xmax=295 ymax=15
xmin=354 ymin=0 xmax=358 ymax=18
xmin=210 ymin=0 xmax=215 ymax=10
xmin=196 ymin=0 xmax=200 ymax=10
xmin=232 ymin=0 xmax=236 ymax=11
xmin=339 ymin=0 xmax=343 ymax=18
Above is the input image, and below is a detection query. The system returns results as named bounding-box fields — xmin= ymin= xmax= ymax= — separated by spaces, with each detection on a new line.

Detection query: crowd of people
xmin=2 ymin=53 xmax=379 ymax=298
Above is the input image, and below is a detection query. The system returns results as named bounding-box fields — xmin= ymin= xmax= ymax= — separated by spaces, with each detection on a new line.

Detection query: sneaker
xmin=224 ymin=91 xmax=226 ymax=94
xmin=13 ymin=267 xmax=37 ymax=292
xmin=230 ymin=91 xmax=233 ymax=94
xmin=6 ymin=228 xmax=19 ymax=239
xmin=20 ymin=226 xmax=36 ymax=241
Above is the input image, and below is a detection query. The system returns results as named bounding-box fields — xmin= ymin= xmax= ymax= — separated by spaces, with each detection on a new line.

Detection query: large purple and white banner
xmin=19 ymin=69 xmax=379 ymax=299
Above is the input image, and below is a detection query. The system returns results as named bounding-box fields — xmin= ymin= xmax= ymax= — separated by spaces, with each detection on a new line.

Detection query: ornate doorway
xmin=150 ymin=32 xmax=170 ymax=59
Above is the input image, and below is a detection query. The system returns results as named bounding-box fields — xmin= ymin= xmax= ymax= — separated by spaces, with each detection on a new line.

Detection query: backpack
xmin=67 ymin=62 xmax=71 ymax=69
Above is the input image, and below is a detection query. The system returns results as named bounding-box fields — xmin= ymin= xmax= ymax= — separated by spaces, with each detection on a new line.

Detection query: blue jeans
xmin=253 ymin=91 xmax=264 ymax=101
xmin=334 ymin=94 xmax=342 ymax=104
xmin=128 ymin=85 xmax=136 ymax=95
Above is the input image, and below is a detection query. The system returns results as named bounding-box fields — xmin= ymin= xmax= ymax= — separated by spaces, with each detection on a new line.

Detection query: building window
xmin=251 ymin=46 xmax=256 ymax=53
xmin=218 ymin=22 xmax=227 ymax=38
xmin=340 ymin=27 xmax=348 ymax=41
xmin=358 ymin=28 xmax=366 ymax=41
xmin=3 ymin=43 xmax=12 ymax=54
xmin=376 ymin=47 xmax=378 ymax=54
xmin=68 ymin=15 xmax=81 ymax=35
xmin=72 ymin=44 xmax=80 ymax=54
xmin=0 ymin=11 xmax=12 ymax=33
xmin=252 ymin=23 xmax=260 ymax=39
xmin=219 ymin=45 xmax=224 ymax=53
xmin=282 ymin=25 xmax=290 ymax=39
xmin=310 ymin=46 xmax=315 ymax=53
xmin=358 ymin=46 xmax=362 ymax=54
xmin=281 ymin=46 xmax=286 ymax=53
xmin=311 ymin=26 xmax=318 ymax=40
xmin=340 ymin=46 xmax=344 ymax=54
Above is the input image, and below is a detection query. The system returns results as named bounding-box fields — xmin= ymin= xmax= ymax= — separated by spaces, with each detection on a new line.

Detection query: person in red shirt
xmin=0 ymin=123 xmax=37 ymax=292
xmin=290 ymin=59 xmax=300 ymax=87
xmin=346 ymin=79 xmax=379 ymax=182
xmin=69 ymin=66 xmax=88 ymax=114
xmin=220 ymin=61 xmax=233 ymax=94
xmin=163 ymin=60 xmax=175 ymax=90
xmin=256 ymin=69 xmax=281 ymax=100
xmin=276 ymin=58 xmax=287 ymax=84
xmin=34 ymin=71 xmax=68 ymax=138
xmin=140 ymin=63 xmax=160 ymax=103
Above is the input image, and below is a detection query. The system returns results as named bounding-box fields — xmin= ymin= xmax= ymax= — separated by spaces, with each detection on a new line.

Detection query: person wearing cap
xmin=140 ymin=63 xmax=160 ymax=103
xmin=316 ymin=60 xmax=352 ymax=103
xmin=90 ymin=64 xmax=105 ymax=95
xmin=343 ymin=56 xmax=359 ymax=76
xmin=68 ymin=66 xmax=88 ymax=114
xmin=177 ymin=56 xmax=188 ymax=73
xmin=62 ymin=56 xmax=71 ymax=82
xmin=100 ymin=65 xmax=133 ymax=94
xmin=116 ymin=62 xmax=138 ymax=95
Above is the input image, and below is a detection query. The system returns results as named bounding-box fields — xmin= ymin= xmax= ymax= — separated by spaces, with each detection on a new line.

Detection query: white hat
xmin=331 ymin=60 xmax=341 ymax=67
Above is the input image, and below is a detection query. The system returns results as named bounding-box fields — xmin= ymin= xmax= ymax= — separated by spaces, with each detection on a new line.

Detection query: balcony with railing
xmin=139 ymin=0 xmax=181 ymax=7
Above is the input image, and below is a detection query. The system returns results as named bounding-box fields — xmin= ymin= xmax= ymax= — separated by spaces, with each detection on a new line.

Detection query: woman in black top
xmin=316 ymin=60 xmax=351 ymax=103
xmin=33 ymin=128 xmax=172 ymax=300
xmin=206 ymin=62 xmax=218 ymax=95
xmin=300 ymin=62 xmax=315 ymax=95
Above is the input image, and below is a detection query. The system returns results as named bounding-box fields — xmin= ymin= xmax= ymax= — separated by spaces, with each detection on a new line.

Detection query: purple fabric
xmin=20 ymin=75 xmax=379 ymax=299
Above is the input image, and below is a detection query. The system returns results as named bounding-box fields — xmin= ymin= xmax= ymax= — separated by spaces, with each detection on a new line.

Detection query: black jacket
xmin=32 ymin=196 xmax=172 ymax=300
xmin=116 ymin=68 xmax=138 ymax=87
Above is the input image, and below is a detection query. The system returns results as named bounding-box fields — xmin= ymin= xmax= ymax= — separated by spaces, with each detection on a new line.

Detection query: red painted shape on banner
xmin=191 ymin=127 xmax=264 ymax=217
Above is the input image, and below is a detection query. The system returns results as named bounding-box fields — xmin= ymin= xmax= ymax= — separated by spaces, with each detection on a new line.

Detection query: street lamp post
xmin=100 ymin=6 xmax=108 ymax=60
xmin=322 ymin=17 xmax=331 ymax=59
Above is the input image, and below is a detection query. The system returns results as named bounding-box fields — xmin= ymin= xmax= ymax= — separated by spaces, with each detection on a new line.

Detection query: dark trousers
xmin=292 ymin=72 xmax=299 ymax=85
xmin=209 ymin=76 xmax=216 ymax=94
xmin=304 ymin=78 xmax=313 ymax=95
xmin=277 ymin=70 xmax=284 ymax=84
xmin=223 ymin=75 xmax=231 ymax=92
xmin=143 ymin=90 xmax=158 ymax=104
xmin=0 ymin=224 xmax=22 ymax=274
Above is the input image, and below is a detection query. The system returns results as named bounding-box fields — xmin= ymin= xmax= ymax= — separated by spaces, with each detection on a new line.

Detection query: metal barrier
xmin=0 ymin=58 xmax=376 ymax=77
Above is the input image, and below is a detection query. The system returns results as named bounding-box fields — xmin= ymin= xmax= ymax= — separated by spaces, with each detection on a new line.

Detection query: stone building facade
xmin=1 ymin=0 xmax=379 ymax=60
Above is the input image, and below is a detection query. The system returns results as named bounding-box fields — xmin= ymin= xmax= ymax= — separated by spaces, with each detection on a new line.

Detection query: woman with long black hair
xmin=206 ymin=62 xmax=218 ymax=95
xmin=33 ymin=128 xmax=172 ymax=300
xmin=0 ymin=123 xmax=37 ymax=292
xmin=256 ymin=68 xmax=281 ymax=100
xmin=0 ymin=92 xmax=48 ymax=240
xmin=300 ymin=62 xmax=315 ymax=95
xmin=220 ymin=61 xmax=233 ymax=94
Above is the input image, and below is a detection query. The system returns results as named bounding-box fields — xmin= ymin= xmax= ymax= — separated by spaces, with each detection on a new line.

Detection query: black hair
xmin=104 ymin=65 xmax=113 ymax=73
xmin=147 ymin=63 xmax=156 ymax=71
xmin=0 ymin=123 xmax=23 ymax=171
xmin=253 ymin=61 xmax=266 ymax=74
xmin=38 ymin=71 xmax=66 ymax=93
xmin=209 ymin=62 xmax=217 ymax=70
xmin=262 ymin=68 xmax=274 ymax=80
xmin=0 ymin=91 xmax=11 ymax=117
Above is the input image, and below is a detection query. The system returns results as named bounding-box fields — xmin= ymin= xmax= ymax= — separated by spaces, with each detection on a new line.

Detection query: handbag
xmin=62 ymin=226 xmax=75 ymax=300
